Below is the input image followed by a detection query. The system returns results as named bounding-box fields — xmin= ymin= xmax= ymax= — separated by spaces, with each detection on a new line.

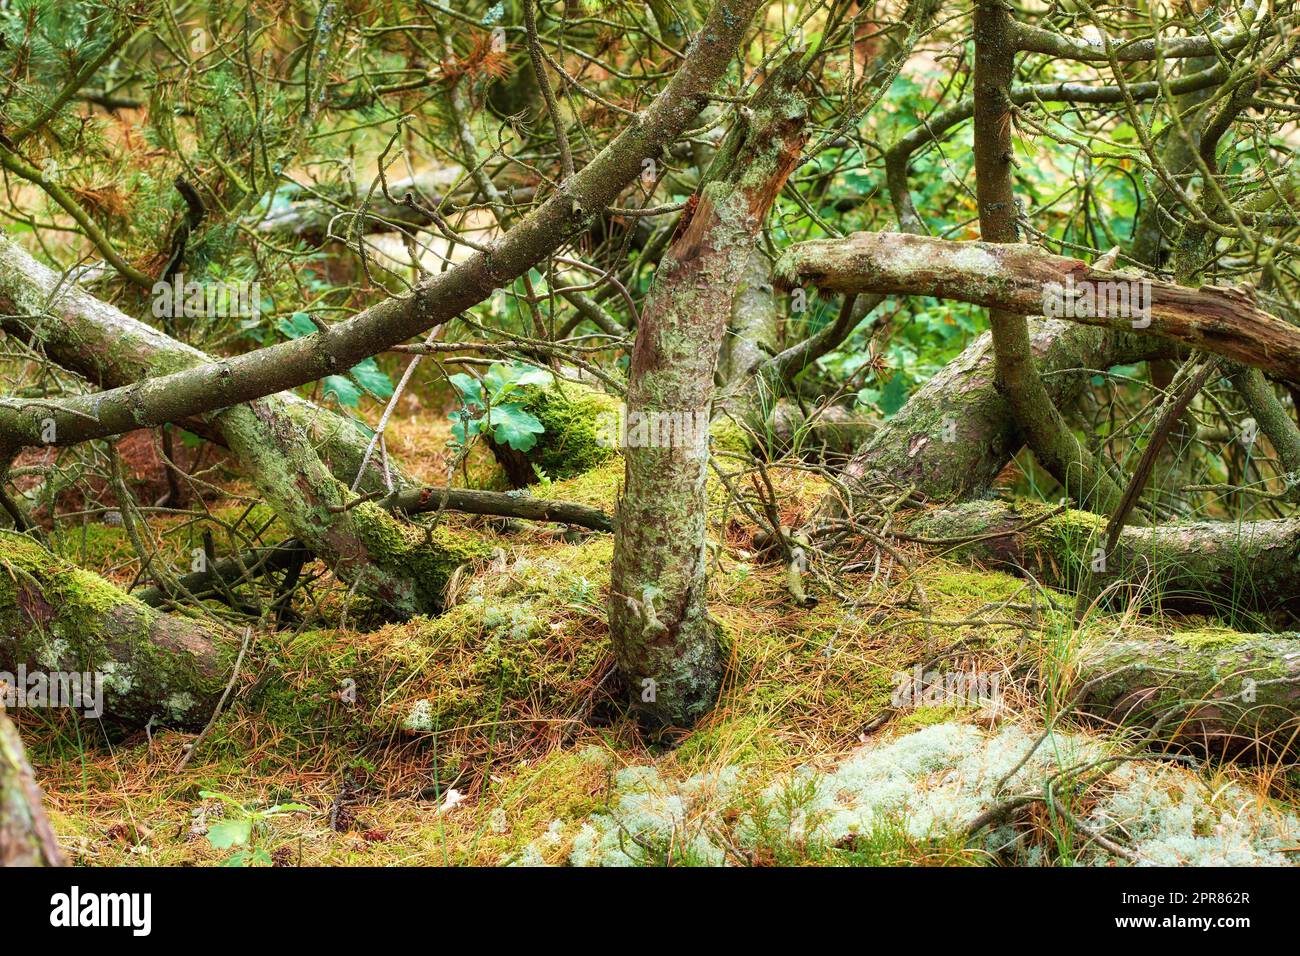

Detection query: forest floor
xmin=14 ymin=401 xmax=1300 ymax=866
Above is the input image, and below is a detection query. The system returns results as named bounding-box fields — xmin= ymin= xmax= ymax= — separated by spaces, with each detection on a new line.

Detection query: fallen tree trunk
xmin=907 ymin=500 xmax=1300 ymax=617
xmin=0 ymin=530 xmax=232 ymax=727
xmin=1076 ymin=628 xmax=1300 ymax=760
xmin=777 ymin=231 xmax=1300 ymax=385
xmin=0 ymin=712 xmax=65 ymax=866
xmin=825 ymin=320 xmax=1173 ymax=504
xmin=0 ymin=234 xmax=403 ymax=495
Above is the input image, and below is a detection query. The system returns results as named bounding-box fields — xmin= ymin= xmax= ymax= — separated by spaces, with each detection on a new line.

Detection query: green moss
xmin=521 ymin=381 xmax=622 ymax=481
xmin=892 ymin=704 xmax=966 ymax=732
xmin=1166 ymin=628 xmax=1254 ymax=649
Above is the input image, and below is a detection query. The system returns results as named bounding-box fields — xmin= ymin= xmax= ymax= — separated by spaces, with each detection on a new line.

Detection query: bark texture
xmin=0 ymin=530 xmax=231 ymax=727
xmin=826 ymin=320 xmax=1172 ymax=505
xmin=0 ymin=234 xmax=401 ymax=495
xmin=610 ymin=60 xmax=808 ymax=728
xmin=0 ymin=712 xmax=65 ymax=866
xmin=0 ymin=0 xmax=769 ymax=453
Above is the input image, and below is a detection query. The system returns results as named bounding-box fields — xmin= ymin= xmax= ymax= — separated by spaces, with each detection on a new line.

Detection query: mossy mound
xmin=492 ymin=380 xmax=622 ymax=486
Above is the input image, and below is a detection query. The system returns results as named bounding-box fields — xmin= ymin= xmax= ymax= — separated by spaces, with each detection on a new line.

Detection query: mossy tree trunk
xmin=0 ymin=530 xmax=232 ymax=728
xmin=609 ymin=60 xmax=809 ymax=729
xmin=907 ymin=500 xmax=1300 ymax=619
xmin=1076 ymin=629 xmax=1300 ymax=759
xmin=0 ymin=713 xmax=65 ymax=866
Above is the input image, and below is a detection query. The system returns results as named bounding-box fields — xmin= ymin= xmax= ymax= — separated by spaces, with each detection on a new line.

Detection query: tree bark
xmin=0 ymin=530 xmax=232 ymax=727
xmin=0 ymin=235 xmax=485 ymax=618
xmin=610 ymin=58 xmax=808 ymax=728
xmin=0 ymin=712 xmax=66 ymax=866
xmin=0 ymin=0 xmax=770 ymax=453
xmin=971 ymin=0 xmax=1121 ymax=512
xmin=776 ymin=231 xmax=1300 ymax=385
xmin=0 ymin=234 xmax=402 ymax=495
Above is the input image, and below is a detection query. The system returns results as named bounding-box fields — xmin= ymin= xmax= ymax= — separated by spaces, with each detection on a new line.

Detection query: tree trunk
xmin=0 ymin=530 xmax=232 ymax=727
xmin=0 ymin=235 xmax=486 ymax=617
xmin=610 ymin=60 xmax=808 ymax=728
xmin=0 ymin=713 xmax=65 ymax=866
xmin=820 ymin=320 xmax=1173 ymax=507
xmin=907 ymin=500 xmax=1300 ymax=618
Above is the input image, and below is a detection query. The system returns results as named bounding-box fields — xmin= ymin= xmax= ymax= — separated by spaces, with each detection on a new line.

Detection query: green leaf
xmin=276 ymin=312 xmax=317 ymax=339
xmin=349 ymin=357 xmax=394 ymax=400
xmin=206 ymin=818 xmax=253 ymax=850
xmin=323 ymin=375 xmax=362 ymax=408
xmin=489 ymin=403 xmax=545 ymax=451
xmin=220 ymin=850 xmax=252 ymax=867
xmin=449 ymin=373 xmax=485 ymax=408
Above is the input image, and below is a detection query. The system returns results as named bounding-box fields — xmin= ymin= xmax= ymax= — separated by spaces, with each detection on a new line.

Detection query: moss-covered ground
xmin=12 ymin=410 xmax=1300 ymax=866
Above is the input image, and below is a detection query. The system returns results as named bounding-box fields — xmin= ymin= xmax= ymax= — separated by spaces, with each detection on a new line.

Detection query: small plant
xmin=199 ymin=790 xmax=311 ymax=867
xmin=448 ymin=361 xmax=553 ymax=452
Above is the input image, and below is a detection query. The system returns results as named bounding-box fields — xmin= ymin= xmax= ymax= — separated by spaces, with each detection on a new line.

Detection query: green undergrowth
xmin=18 ymin=468 xmax=1300 ymax=867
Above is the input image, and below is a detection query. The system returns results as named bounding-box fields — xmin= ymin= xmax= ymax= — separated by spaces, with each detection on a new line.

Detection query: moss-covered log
xmin=0 ymin=531 xmax=232 ymax=728
xmin=1077 ymin=629 xmax=1300 ymax=759
xmin=0 ymin=712 xmax=65 ymax=866
xmin=907 ymin=500 xmax=1300 ymax=617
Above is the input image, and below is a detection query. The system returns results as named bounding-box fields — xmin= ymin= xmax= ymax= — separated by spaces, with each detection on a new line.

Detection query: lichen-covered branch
xmin=777 ymin=231 xmax=1300 ymax=385
xmin=1077 ymin=629 xmax=1300 ymax=759
xmin=0 ymin=0 xmax=769 ymax=453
